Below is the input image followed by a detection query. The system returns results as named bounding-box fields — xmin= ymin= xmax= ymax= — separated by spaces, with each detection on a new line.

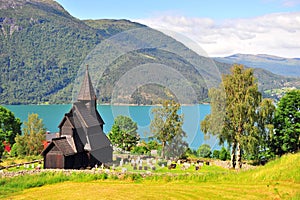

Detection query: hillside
xmin=214 ymin=54 xmax=300 ymax=77
xmin=0 ymin=0 xmax=299 ymax=104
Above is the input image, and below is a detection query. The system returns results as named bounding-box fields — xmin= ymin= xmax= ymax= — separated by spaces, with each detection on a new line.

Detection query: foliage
xmin=164 ymin=130 xmax=188 ymax=159
xmin=201 ymin=64 xmax=275 ymax=168
xmin=131 ymin=140 xmax=161 ymax=155
xmin=0 ymin=106 xmax=22 ymax=156
xmin=255 ymin=98 xmax=276 ymax=161
xmin=108 ymin=115 xmax=139 ymax=151
xmin=197 ymin=144 xmax=212 ymax=158
xmin=0 ymin=1 xmax=143 ymax=105
xmin=150 ymin=100 xmax=185 ymax=158
xmin=272 ymin=89 xmax=300 ymax=155
xmin=212 ymin=150 xmax=220 ymax=159
xmin=0 ymin=1 xmax=296 ymax=105
xmin=219 ymin=146 xmax=230 ymax=161
xmin=131 ymin=145 xmax=149 ymax=155
xmin=12 ymin=113 xmax=46 ymax=157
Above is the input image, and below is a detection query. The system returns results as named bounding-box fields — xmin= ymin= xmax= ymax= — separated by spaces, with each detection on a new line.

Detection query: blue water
xmin=3 ymin=104 xmax=219 ymax=150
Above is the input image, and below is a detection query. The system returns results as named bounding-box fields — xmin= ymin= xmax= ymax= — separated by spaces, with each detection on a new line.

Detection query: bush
xmin=131 ymin=146 xmax=148 ymax=155
xmin=158 ymin=160 xmax=167 ymax=167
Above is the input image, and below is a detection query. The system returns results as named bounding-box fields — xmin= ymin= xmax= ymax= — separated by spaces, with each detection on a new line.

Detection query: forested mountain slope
xmin=0 ymin=0 xmax=298 ymax=104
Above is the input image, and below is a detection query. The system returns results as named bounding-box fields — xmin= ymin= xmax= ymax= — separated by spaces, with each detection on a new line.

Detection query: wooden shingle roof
xmin=77 ymin=66 xmax=96 ymax=101
xmin=73 ymin=102 xmax=100 ymax=128
xmin=41 ymin=137 xmax=76 ymax=156
xmin=52 ymin=137 xmax=76 ymax=156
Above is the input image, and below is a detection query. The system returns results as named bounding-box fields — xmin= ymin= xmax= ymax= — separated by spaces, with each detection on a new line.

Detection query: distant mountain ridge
xmin=0 ymin=0 xmax=299 ymax=104
xmin=214 ymin=54 xmax=300 ymax=77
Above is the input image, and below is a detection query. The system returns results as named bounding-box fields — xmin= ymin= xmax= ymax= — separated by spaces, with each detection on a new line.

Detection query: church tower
xmin=77 ymin=66 xmax=97 ymax=114
xmin=76 ymin=66 xmax=104 ymax=128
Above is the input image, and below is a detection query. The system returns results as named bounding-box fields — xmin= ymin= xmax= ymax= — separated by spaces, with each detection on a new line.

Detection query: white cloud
xmin=135 ymin=12 xmax=300 ymax=58
xmin=281 ymin=0 xmax=300 ymax=7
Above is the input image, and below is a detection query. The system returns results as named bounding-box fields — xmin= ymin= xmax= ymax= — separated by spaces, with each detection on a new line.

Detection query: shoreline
xmin=2 ymin=102 xmax=210 ymax=107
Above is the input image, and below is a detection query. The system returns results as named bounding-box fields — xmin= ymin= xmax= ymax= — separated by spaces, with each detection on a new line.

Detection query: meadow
xmin=1 ymin=153 xmax=299 ymax=200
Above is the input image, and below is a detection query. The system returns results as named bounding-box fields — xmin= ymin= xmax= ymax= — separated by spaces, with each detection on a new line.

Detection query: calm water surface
xmin=4 ymin=104 xmax=218 ymax=149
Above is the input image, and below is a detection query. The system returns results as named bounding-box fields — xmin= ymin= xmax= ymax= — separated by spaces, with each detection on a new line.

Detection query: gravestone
xmin=131 ymin=159 xmax=135 ymax=166
xmin=167 ymin=160 xmax=172 ymax=166
xmin=120 ymin=159 xmax=124 ymax=167
xmin=151 ymin=150 xmax=158 ymax=157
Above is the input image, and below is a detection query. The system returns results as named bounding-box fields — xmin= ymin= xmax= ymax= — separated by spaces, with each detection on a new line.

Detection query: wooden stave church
xmin=42 ymin=67 xmax=113 ymax=169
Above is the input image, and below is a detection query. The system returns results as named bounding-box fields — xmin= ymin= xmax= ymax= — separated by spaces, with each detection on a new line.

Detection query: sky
xmin=55 ymin=0 xmax=300 ymax=58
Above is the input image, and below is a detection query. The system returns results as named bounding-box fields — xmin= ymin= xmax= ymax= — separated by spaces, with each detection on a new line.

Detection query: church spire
xmin=77 ymin=65 xmax=96 ymax=101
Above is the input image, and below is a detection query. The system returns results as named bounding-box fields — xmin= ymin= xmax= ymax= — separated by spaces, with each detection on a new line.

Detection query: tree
xmin=197 ymin=144 xmax=212 ymax=158
xmin=164 ymin=130 xmax=188 ymax=159
xmin=108 ymin=115 xmax=139 ymax=152
xmin=150 ymin=100 xmax=185 ymax=158
xmin=272 ymin=90 xmax=300 ymax=155
xmin=201 ymin=64 xmax=265 ymax=168
xmin=0 ymin=106 xmax=22 ymax=155
xmin=212 ymin=150 xmax=220 ymax=159
xmin=219 ymin=146 xmax=230 ymax=161
xmin=255 ymin=98 xmax=276 ymax=161
xmin=12 ymin=113 xmax=46 ymax=157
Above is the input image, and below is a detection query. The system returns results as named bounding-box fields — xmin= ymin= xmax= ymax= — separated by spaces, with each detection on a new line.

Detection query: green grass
xmin=1 ymin=153 xmax=299 ymax=199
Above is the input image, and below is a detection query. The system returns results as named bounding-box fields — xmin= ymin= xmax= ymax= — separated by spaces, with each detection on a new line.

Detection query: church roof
xmin=77 ymin=66 xmax=96 ymax=101
xmin=73 ymin=102 xmax=100 ymax=128
xmin=41 ymin=137 xmax=76 ymax=156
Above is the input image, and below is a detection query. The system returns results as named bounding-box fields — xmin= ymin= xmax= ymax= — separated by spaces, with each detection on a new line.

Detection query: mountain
xmin=0 ymin=0 xmax=143 ymax=104
xmin=0 ymin=0 xmax=299 ymax=105
xmin=214 ymin=54 xmax=300 ymax=77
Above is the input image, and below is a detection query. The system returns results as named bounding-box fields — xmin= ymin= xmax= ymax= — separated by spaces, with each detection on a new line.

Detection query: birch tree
xmin=201 ymin=64 xmax=264 ymax=168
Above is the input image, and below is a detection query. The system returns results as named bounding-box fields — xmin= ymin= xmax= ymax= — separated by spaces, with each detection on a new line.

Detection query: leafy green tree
xmin=212 ymin=150 xmax=220 ymax=159
xmin=12 ymin=113 xmax=46 ymax=157
xmin=201 ymin=64 xmax=264 ymax=168
xmin=150 ymin=100 xmax=184 ymax=158
xmin=255 ymin=98 xmax=276 ymax=160
xmin=272 ymin=90 xmax=300 ymax=155
xmin=108 ymin=115 xmax=139 ymax=151
xmin=219 ymin=146 xmax=230 ymax=161
xmin=0 ymin=106 xmax=22 ymax=155
xmin=197 ymin=144 xmax=212 ymax=158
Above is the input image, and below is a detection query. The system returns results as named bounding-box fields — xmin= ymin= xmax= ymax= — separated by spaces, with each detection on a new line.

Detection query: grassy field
xmin=2 ymin=153 xmax=300 ymax=200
